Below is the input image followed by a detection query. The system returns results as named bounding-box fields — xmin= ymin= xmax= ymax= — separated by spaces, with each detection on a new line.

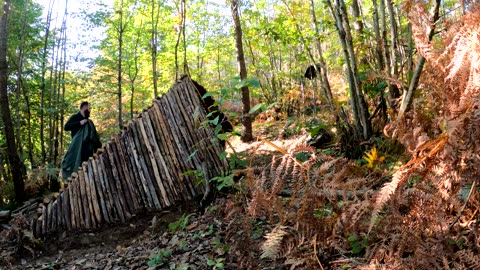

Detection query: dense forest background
xmin=0 ymin=0 xmax=472 ymax=203
xmin=4 ymin=0 xmax=480 ymax=268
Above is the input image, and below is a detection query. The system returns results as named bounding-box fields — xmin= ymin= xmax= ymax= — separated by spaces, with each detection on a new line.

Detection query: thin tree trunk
xmin=351 ymin=0 xmax=363 ymax=34
xmin=327 ymin=0 xmax=371 ymax=139
xmin=151 ymin=0 xmax=159 ymax=97
xmin=117 ymin=0 xmax=125 ymax=130
xmin=386 ymin=0 xmax=400 ymax=99
xmin=59 ymin=1 xmax=69 ymax=158
xmin=182 ymin=0 xmax=189 ymax=75
xmin=0 ymin=0 xmax=26 ymax=202
xmin=129 ymin=22 xmax=142 ymax=120
xmin=174 ymin=0 xmax=182 ymax=80
xmin=399 ymin=0 xmax=440 ymax=119
xmin=40 ymin=0 xmax=54 ymax=164
xmin=372 ymin=0 xmax=387 ymax=122
xmin=309 ymin=0 xmax=334 ymax=112
xmin=230 ymin=0 xmax=252 ymax=142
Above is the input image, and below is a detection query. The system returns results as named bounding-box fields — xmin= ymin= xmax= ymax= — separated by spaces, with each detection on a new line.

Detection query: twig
xmin=449 ymin=181 xmax=476 ymax=230
xmin=313 ymin=234 xmax=324 ymax=270
xmin=466 ymin=206 xmax=479 ymax=225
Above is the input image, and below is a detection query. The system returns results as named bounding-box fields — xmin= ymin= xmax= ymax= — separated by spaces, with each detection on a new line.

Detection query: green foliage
xmin=193 ymin=224 xmax=214 ymax=239
xmin=168 ymin=214 xmax=192 ymax=233
xmin=147 ymin=249 xmax=173 ymax=267
xmin=347 ymin=235 xmax=367 ymax=255
xmin=206 ymin=258 xmax=224 ymax=270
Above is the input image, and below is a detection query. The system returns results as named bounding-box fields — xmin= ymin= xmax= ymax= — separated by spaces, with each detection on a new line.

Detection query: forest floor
xmin=2 ymin=120 xmax=312 ymax=270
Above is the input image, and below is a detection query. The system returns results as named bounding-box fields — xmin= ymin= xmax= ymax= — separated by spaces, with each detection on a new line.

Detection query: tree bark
xmin=151 ymin=0 xmax=159 ymax=97
xmin=230 ymin=0 xmax=253 ymax=142
xmin=117 ymin=0 xmax=125 ymax=130
xmin=328 ymin=0 xmax=371 ymax=139
xmin=39 ymin=0 xmax=54 ymax=164
xmin=398 ymin=0 xmax=441 ymax=119
xmin=351 ymin=0 xmax=363 ymax=34
xmin=0 ymin=0 xmax=26 ymax=202
xmin=309 ymin=0 xmax=334 ymax=112
xmin=385 ymin=0 xmax=400 ymax=99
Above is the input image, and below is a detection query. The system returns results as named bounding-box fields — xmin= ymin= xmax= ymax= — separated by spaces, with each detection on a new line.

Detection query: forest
xmin=1 ymin=0 xmax=480 ymax=268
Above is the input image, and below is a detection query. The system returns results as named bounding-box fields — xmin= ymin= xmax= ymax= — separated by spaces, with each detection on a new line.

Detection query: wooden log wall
xmin=31 ymin=77 xmax=227 ymax=237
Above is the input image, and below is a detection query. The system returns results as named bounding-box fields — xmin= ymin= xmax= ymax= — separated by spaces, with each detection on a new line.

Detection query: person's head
xmin=80 ymin=101 xmax=90 ymax=118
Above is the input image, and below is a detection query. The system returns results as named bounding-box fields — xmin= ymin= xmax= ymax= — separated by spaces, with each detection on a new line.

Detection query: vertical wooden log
xmin=47 ymin=202 xmax=53 ymax=233
xmin=100 ymin=152 xmax=123 ymax=222
xmin=41 ymin=203 xmax=47 ymax=236
xmin=124 ymin=127 xmax=155 ymax=208
xmin=137 ymin=114 xmax=171 ymax=206
xmin=152 ymin=100 xmax=196 ymax=199
xmin=51 ymin=201 xmax=56 ymax=232
xmin=63 ymin=188 xmax=72 ymax=231
xmin=74 ymin=170 xmax=86 ymax=229
xmin=91 ymin=156 xmax=110 ymax=224
xmin=110 ymin=140 xmax=136 ymax=213
xmin=119 ymin=131 xmax=147 ymax=209
xmin=31 ymin=212 xmax=38 ymax=238
xmin=105 ymin=143 xmax=131 ymax=220
xmin=96 ymin=154 xmax=116 ymax=223
xmin=129 ymin=123 xmax=162 ymax=208
xmin=77 ymin=169 xmax=91 ymax=229
xmin=143 ymin=111 xmax=178 ymax=201
xmin=57 ymin=194 xmax=63 ymax=229
xmin=102 ymin=150 xmax=127 ymax=223
xmin=36 ymin=215 xmax=43 ymax=238
xmin=159 ymin=96 xmax=202 ymax=197
xmin=85 ymin=160 xmax=103 ymax=225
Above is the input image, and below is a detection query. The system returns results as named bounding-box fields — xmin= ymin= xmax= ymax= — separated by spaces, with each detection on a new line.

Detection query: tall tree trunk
xmin=14 ymin=0 xmax=30 ymax=159
xmin=40 ymin=0 xmax=54 ymax=164
xmin=399 ymin=0 xmax=441 ymax=119
xmin=309 ymin=0 xmax=334 ymax=112
xmin=328 ymin=0 xmax=372 ymax=139
xmin=351 ymin=0 xmax=363 ymax=34
xmin=59 ymin=0 xmax=69 ymax=159
xmin=0 ymin=0 xmax=26 ymax=202
xmin=230 ymin=0 xmax=252 ymax=142
xmin=129 ymin=22 xmax=141 ymax=120
xmin=372 ymin=0 xmax=388 ymax=122
xmin=151 ymin=0 xmax=159 ymax=97
xmin=117 ymin=0 xmax=125 ymax=130
xmin=182 ymin=0 xmax=189 ymax=75
xmin=174 ymin=0 xmax=182 ymax=80
xmin=386 ymin=0 xmax=400 ymax=99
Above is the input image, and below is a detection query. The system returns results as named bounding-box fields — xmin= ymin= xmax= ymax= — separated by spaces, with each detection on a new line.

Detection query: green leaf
xmin=212 ymin=115 xmax=220 ymax=126
xmin=249 ymin=103 xmax=264 ymax=114
xmin=202 ymin=91 xmax=218 ymax=98
xmin=217 ymin=134 xmax=228 ymax=141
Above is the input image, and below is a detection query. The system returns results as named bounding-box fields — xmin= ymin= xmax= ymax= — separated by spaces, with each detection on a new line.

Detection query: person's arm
xmin=64 ymin=114 xmax=86 ymax=131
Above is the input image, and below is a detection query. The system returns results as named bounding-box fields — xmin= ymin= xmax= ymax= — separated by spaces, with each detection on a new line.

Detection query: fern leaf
xmin=261 ymin=225 xmax=289 ymax=259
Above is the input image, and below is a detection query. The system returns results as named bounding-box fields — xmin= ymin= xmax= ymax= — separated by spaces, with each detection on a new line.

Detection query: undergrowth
xmin=219 ymin=4 xmax=480 ymax=268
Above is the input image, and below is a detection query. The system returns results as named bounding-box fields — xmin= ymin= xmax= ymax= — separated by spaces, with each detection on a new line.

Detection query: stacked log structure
xmin=31 ymin=76 xmax=228 ymax=237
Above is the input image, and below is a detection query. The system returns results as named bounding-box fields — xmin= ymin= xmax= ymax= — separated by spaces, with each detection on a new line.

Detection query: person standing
xmin=62 ymin=101 xmax=102 ymax=179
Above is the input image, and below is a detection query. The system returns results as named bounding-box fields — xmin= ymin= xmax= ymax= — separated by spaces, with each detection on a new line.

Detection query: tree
xmin=150 ymin=0 xmax=160 ymax=97
xmin=398 ymin=0 xmax=441 ymax=119
xmin=0 ymin=0 xmax=26 ymax=202
xmin=327 ymin=0 xmax=372 ymax=139
xmin=230 ymin=0 xmax=252 ymax=142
